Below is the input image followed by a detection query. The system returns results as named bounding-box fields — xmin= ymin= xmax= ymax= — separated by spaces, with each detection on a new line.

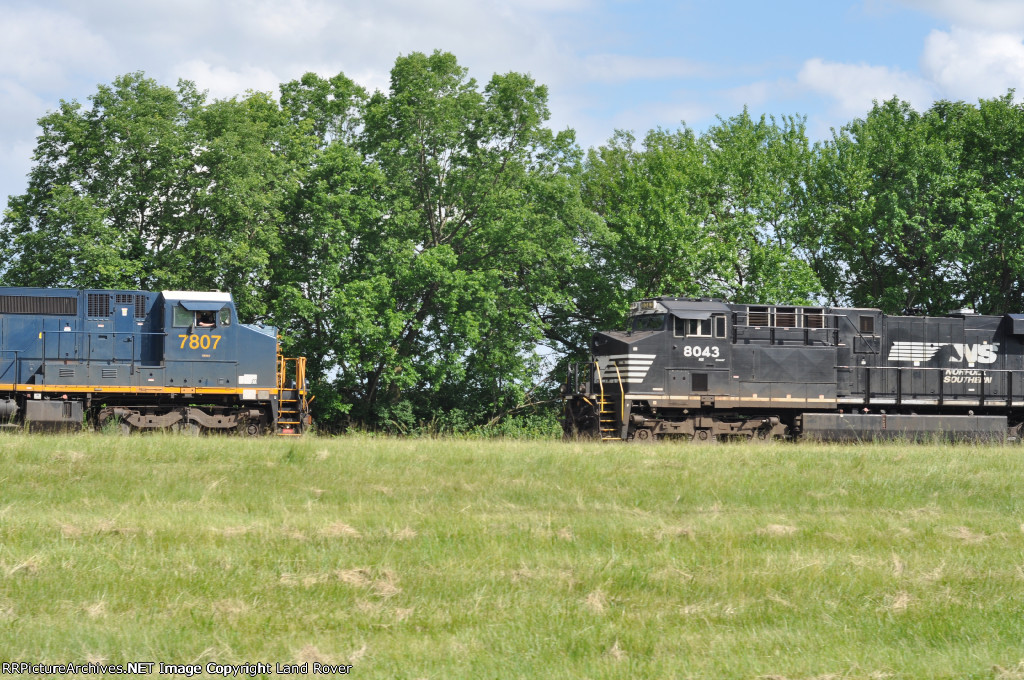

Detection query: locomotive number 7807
xmin=178 ymin=334 xmax=221 ymax=350
xmin=683 ymin=345 xmax=720 ymax=358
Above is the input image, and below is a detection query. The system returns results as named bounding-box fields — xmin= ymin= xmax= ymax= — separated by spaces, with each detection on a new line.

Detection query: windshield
xmin=631 ymin=314 xmax=666 ymax=331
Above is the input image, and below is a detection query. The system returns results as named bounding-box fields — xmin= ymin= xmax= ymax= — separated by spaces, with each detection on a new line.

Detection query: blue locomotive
xmin=563 ymin=297 xmax=1024 ymax=442
xmin=0 ymin=287 xmax=309 ymax=434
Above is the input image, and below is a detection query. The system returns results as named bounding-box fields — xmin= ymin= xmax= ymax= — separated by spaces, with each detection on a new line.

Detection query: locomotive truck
xmin=562 ymin=297 xmax=1024 ymax=442
xmin=0 ymin=287 xmax=309 ymax=434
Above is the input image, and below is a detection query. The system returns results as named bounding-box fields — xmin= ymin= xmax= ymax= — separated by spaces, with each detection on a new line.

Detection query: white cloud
xmin=0 ymin=0 xmax=593 ymax=201
xmin=0 ymin=79 xmax=47 ymax=131
xmin=614 ymin=100 xmax=715 ymax=134
xmin=234 ymin=0 xmax=337 ymax=43
xmin=0 ymin=7 xmax=114 ymax=84
xmin=795 ymin=5 xmax=1024 ymax=121
xmin=722 ymin=78 xmax=810 ymax=111
xmin=797 ymin=57 xmax=935 ymax=117
xmin=897 ymin=0 xmax=1024 ymax=33
xmin=922 ymin=27 xmax=1024 ymax=100
xmin=173 ymin=61 xmax=285 ymax=100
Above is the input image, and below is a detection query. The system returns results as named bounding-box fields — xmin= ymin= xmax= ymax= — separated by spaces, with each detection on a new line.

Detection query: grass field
xmin=2 ymin=434 xmax=1024 ymax=679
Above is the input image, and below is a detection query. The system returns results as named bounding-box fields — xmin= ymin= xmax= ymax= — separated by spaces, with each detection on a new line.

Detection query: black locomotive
xmin=562 ymin=297 xmax=1024 ymax=442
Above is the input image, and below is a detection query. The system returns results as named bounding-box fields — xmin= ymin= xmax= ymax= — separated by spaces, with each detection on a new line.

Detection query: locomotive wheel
xmin=633 ymin=428 xmax=655 ymax=443
xmin=174 ymin=421 xmax=201 ymax=436
xmin=693 ymin=429 xmax=715 ymax=444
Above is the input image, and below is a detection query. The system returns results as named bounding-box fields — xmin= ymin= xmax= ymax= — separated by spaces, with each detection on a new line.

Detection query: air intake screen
xmin=87 ymin=293 xmax=110 ymax=318
xmin=0 ymin=295 xmax=77 ymax=315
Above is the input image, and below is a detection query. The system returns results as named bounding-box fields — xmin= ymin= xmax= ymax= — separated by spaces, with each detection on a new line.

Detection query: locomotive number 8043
xmin=562 ymin=297 xmax=1024 ymax=442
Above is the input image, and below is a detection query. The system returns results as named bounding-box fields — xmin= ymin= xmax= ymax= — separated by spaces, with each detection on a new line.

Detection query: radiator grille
xmin=805 ymin=309 xmax=826 ymax=328
xmin=87 ymin=294 xmax=110 ymax=318
xmin=101 ymin=368 xmax=117 ymax=379
xmin=0 ymin=295 xmax=77 ymax=315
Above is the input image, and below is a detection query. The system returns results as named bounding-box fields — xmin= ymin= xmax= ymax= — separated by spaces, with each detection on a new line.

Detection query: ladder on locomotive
xmin=596 ymin=360 xmax=626 ymax=441
xmin=276 ymin=354 xmax=308 ymax=436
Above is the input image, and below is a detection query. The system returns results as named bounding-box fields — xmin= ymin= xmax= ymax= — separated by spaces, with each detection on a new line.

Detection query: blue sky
xmin=3 ymin=0 xmax=1024 ymax=206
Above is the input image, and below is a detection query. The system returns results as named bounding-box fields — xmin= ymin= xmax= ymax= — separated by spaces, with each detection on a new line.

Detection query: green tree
xmin=2 ymin=73 xmax=202 ymax=289
xmin=955 ymin=93 xmax=1024 ymax=314
xmin=799 ymin=98 xmax=968 ymax=313
xmin=338 ymin=50 xmax=583 ymax=428
xmin=702 ymin=110 xmax=820 ymax=304
xmin=270 ymin=72 xmax=381 ymax=424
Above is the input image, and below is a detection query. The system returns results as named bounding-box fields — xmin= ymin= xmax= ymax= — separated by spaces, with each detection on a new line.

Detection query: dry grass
xmin=1 ymin=433 xmax=1024 ymax=678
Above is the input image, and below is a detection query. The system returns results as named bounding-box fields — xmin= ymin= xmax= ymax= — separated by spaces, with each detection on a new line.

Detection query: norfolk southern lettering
xmin=944 ymin=369 xmax=994 ymax=384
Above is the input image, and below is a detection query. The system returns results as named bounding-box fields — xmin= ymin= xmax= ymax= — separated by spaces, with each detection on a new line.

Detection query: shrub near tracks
xmin=1 ymin=434 xmax=1023 ymax=678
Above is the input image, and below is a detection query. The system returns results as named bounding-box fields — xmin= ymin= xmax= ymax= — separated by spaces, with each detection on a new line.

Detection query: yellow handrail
xmin=612 ymin=362 xmax=626 ymax=422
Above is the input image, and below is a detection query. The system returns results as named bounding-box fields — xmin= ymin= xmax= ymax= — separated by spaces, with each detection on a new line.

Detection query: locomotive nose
xmin=592 ymin=331 xmax=628 ymax=355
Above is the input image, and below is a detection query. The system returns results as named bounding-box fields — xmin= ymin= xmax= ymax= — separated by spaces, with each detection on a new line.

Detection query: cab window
xmin=688 ymin=318 xmax=712 ymax=336
xmin=172 ymin=304 xmax=193 ymax=327
xmin=714 ymin=314 xmax=727 ymax=338
xmin=218 ymin=307 xmax=232 ymax=326
xmin=632 ymin=314 xmax=665 ymax=331
xmin=675 ymin=317 xmax=712 ymax=337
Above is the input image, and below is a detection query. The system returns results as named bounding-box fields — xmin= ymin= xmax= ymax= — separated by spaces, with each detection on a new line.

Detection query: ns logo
xmin=888 ymin=342 xmax=999 ymax=364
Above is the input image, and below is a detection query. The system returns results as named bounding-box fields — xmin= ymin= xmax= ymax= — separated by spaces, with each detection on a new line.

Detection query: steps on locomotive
xmin=276 ymin=388 xmax=303 ymax=436
xmin=597 ymin=397 xmax=622 ymax=441
xmin=275 ymin=355 xmax=308 ymax=436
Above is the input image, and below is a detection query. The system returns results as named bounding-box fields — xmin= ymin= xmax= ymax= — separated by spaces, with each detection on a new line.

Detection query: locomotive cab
xmin=162 ymin=292 xmax=239 ymax=388
xmin=565 ymin=298 xmax=735 ymax=440
xmin=659 ymin=300 xmax=731 ymax=399
xmin=609 ymin=298 xmax=732 ymax=398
